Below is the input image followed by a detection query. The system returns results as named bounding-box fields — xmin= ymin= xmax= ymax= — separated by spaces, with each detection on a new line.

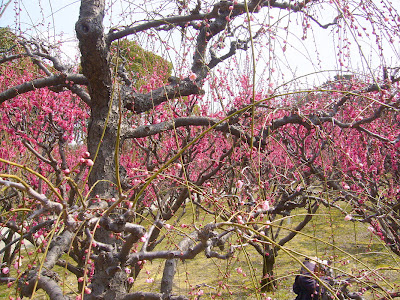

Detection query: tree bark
xmin=160 ymin=230 xmax=199 ymax=296
xmin=260 ymin=247 xmax=277 ymax=292
xmin=75 ymin=0 xmax=117 ymax=198
xmin=75 ymin=1 xmax=128 ymax=298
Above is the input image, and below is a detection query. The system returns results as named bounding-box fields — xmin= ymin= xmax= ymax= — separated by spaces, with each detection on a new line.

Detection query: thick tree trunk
xmin=75 ymin=1 xmax=129 ymax=298
xmin=86 ymin=102 xmax=120 ymax=198
xmin=88 ymin=251 xmax=128 ymax=300
xmin=75 ymin=0 xmax=118 ymax=199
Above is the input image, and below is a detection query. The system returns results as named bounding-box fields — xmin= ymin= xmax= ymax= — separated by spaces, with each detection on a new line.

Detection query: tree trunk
xmin=75 ymin=0 xmax=118 ymax=199
xmin=260 ymin=248 xmax=277 ymax=292
xmin=86 ymin=101 xmax=120 ymax=198
xmin=160 ymin=231 xmax=199 ymax=297
xmin=160 ymin=258 xmax=177 ymax=296
xmin=76 ymin=1 xmax=129 ymax=298
xmin=88 ymin=251 xmax=129 ymax=300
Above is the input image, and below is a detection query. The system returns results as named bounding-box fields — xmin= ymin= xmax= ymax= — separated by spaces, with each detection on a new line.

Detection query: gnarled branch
xmin=0 ymin=74 xmax=89 ymax=104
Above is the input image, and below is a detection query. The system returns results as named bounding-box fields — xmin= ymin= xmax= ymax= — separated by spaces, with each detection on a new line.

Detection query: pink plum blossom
xmin=344 ymin=214 xmax=352 ymax=221
xmin=261 ymin=200 xmax=270 ymax=210
xmin=236 ymin=180 xmax=244 ymax=189
xmin=140 ymin=233 xmax=148 ymax=243
xmin=127 ymin=277 xmax=134 ymax=284
xmin=189 ymin=72 xmax=197 ymax=81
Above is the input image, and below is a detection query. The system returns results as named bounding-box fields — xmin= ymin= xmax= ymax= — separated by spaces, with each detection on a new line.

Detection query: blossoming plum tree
xmin=1 ymin=0 xmax=400 ymax=299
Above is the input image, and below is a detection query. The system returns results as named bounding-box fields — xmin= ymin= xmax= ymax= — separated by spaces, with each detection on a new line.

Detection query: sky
xmin=1 ymin=0 xmax=400 ymax=90
xmin=1 ymin=0 xmax=81 ymax=62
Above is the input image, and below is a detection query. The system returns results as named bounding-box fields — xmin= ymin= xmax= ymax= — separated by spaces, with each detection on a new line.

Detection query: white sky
xmin=1 ymin=0 xmax=400 ymax=90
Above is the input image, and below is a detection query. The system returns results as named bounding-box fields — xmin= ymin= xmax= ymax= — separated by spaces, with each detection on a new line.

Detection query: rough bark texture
xmin=89 ymin=252 xmax=127 ymax=299
xmin=260 ymin=248 xmax=277 ymax=292
xmin=159 ymin=224 xmax=231 ymax=297
xmin=20 ymin=230 xmax=74 ymax=299
xmin=76 ymin=0 xmax=117 ymax=198
xmin=75 ymin=1 xmax=128 ymax=298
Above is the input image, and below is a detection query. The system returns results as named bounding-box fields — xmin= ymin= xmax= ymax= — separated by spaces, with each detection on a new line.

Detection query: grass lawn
xmin=130 ymin=205 xmax=400 ymax=299
xmin=1 ymin=204 xmax=399 ymax=299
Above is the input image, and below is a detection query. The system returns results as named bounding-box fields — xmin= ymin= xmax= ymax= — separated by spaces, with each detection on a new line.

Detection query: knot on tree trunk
xmin=75 ymin=18 xmax=104 ymax=41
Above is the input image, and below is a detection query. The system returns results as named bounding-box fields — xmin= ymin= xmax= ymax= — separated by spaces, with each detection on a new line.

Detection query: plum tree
xmin=1 ymin=0 xmax=400 ymax=299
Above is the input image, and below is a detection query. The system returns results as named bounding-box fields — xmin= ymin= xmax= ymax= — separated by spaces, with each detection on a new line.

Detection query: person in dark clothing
xmin=293 ymin=259 xmax=329 ymax=300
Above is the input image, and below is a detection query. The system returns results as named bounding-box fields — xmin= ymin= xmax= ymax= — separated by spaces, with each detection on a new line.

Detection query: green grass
xmin=131 ymin=205 xmax=400 ymax=299
xmin=1 ymin=204 xmax=399 ymax=299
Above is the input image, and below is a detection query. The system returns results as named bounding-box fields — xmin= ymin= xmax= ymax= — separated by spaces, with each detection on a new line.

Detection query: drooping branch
xmin=0 ymin=53 xmax=24 ymax=64
xmin=107 ymin=13 xmax=215 ymax=43
xmin=1 ymin=40 xmax=92 ymax=105
xmin=19 ymin=41 xmax=62 ymax=76
xmin=306 ymin=13 xmax=341 ymax=29
xmin=263 ymin=89 xmax=400 ymax=143
xmin=112 ymin=0 xmax=314 ymax=100
xmin=23 ymin=43 xmax=68 ymax=73
xmin=126 ymin=86 xmax=400 ymax=156
xmin=0 ymin=0 xmax=11 ymax=18
xmin=266 ymin=0 xmax=313 ymax=12
xmin=0 ymin=20 xmax=92 ymax=106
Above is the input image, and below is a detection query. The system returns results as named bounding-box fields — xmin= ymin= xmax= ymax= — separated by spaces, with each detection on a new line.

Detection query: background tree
xmin=1 ymin=0 xmax=400 ymax=299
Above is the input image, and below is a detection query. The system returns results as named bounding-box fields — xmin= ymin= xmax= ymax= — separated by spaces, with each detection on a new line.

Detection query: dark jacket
xmin=293 ymin=274 xmax=319 ymax=300
xmin=293 ymin=274 xmax=332 ymax=300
